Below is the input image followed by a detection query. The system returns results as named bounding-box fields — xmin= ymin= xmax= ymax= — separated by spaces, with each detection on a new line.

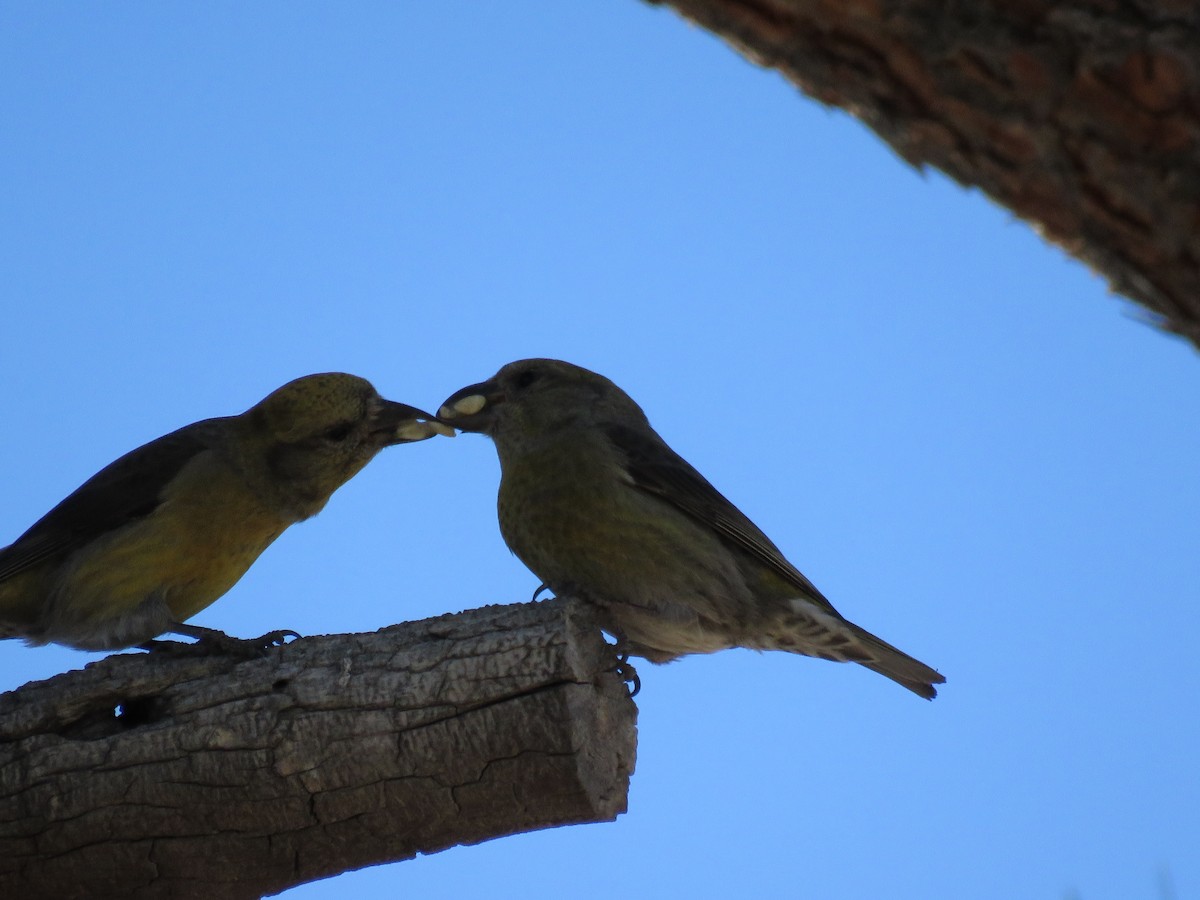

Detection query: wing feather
xmin=0 ymin=421 xmax=218 ymax=582
xmin=604 ymin=423 xmax=840 ymax=616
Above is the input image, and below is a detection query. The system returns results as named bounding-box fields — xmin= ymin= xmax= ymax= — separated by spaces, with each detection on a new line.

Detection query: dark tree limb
xmin=0 ymin=599 xmax=638 ymax=899
xmin=649 ymin=0 xmax=1200 ymax=347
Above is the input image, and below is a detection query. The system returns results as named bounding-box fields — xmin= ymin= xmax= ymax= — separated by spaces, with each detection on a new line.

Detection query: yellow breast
xmin=58 ymin=451 xmax=293 ymax=626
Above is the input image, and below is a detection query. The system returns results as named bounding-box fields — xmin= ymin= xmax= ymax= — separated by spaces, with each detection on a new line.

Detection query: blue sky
xmin=2 ymin=4 xmax=1197 ymax=898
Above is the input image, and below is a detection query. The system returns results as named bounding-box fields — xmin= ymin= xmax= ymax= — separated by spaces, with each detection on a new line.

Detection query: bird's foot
xmin=600 ymin=630 xmax=641 ymax=697
xmin=614 ymin=651 xmax=641 ymax=697
xmin=609 ymin=637 xmax=641 ymax=697
xmin=147 ymin=624 xmax=300 ymax=658
xmin=530 ymin=583 xmax=555 ymax=603
xmin=138 ymin=638 xmax=193 ymax=654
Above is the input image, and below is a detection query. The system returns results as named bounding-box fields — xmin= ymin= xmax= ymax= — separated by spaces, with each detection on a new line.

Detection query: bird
xmin=438 ymin=358 xmax=944 ymax=699
xmin=0 ymin=373 xmax=453 ymax=653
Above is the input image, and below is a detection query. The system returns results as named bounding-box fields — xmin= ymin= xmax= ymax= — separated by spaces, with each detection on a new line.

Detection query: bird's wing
xmin=605 ymin=423 xmax=841 ymax=615
xmin=0 ymin=422 xmax=217 ymax=583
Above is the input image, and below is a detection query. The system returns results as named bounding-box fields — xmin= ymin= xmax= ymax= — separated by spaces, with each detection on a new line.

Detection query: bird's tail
xmin=772 ymin=599 xmax=945 ymax=700
xmin=848 ymin=623 xmax=945 ymax=700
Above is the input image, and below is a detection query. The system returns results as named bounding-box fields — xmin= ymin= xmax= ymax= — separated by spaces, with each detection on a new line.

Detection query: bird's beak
xmin=437 ymin=379 xmax=503 ymax=433
xmin=372 ymin=400 xmax=457 ymax=444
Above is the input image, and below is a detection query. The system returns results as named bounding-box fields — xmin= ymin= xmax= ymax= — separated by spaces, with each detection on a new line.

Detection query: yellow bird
xmin=0 ymin=373 xmax=452 ymax=653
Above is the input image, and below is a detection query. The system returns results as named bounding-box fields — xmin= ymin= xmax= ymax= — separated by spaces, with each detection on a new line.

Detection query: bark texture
xmin=649 ymin=0 xmax=1200 ymax=346
xmin=0 ymin=599 xmax=637 ymax=899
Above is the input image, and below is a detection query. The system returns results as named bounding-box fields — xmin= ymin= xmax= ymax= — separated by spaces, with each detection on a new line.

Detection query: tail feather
xmin=776 ymin=599 xmax=945 ymax=700
xmin=852 ymin=624 xmax=945 ymax=700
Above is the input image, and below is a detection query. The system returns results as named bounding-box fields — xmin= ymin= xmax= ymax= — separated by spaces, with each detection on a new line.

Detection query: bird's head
xmin=242 ymin=373 xmax=452 ymax=517
xmin=437 ymin=358 xmax=648 ymax=445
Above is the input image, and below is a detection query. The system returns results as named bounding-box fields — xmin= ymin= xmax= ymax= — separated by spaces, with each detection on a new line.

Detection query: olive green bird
xmin=439 ymin=359 xmax=944 ymax=699
xmin=0 ymin=373 xmax=452 ymax=652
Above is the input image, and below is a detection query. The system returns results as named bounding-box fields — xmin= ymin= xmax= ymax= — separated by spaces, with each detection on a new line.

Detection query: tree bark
xmin=649 ymin=0 xmax=1200 ymax=347
xmin=0 ymin=599 xmax=637 ymax=899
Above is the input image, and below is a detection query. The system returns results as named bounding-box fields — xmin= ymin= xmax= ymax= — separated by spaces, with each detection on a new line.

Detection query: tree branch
xmin=649 ymin=0 xmax=1200 ymax=347
xmin=0 ymin=599 xmax=637 ymax=899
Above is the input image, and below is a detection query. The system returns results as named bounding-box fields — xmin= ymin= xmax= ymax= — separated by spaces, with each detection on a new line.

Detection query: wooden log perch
xmin=648 ymin=0 xmax=1200 ymax=347
xmin=0 ymin=598 xmax=638 ymax=899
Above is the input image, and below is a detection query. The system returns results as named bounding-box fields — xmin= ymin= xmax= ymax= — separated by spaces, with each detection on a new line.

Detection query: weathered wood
xmin=0 ymin=599 xmax=637 ymax=899
xmin=649 ymin=0 xmax=1200 ymax=347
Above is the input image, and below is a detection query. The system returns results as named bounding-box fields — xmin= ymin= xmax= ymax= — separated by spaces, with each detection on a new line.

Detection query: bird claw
xmin=138 ymin=638 xmax=192 ymax=654
xmin=613 ymin=649 xmax=641 ymax=698
xmin=530 ymin=583 xmax=555 ymax=603
xmin=149 ymin=624 xmax=301 ymax=658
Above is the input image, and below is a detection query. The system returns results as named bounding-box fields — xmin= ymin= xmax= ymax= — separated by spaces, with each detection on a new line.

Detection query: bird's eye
xmin=323 ymin=422 xmax=354 ymax=442
xmin=513 ymin=369 xmax=541 ymax=390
